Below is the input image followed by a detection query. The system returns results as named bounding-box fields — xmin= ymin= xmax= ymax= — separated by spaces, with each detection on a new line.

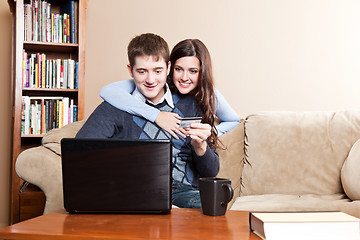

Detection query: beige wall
xmin=85 ymin=0 xmax=360 ymax=118
xmin=1 ymin=0 xmax=360 ymax=227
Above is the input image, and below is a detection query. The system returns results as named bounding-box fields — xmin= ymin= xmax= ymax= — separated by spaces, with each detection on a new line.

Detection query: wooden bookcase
xmin=8 ymin=0 xmax=88 ymax=224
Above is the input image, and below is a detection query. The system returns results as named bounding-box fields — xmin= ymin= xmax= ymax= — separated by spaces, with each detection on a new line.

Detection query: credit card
xmin=179 ymin=117 xmax=202 ymax=128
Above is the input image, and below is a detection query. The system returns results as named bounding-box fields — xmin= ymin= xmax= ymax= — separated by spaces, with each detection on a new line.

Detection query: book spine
xmin=22 ymin=50 xmax=27 ymax=88
xmin=71 ymin=0 xmax=75 ymax=43
xmin=45 ymin=100 xmax=49 ymax=133
xmin=26 ymin=59 xmax=30 ymax=88
xmin=63 ymin=97 xmax=69 ymax=126
xmin=38 ymin=53 xmax=42 ymax=87
xmin=73 ymin=105 xmax=78 ymax=122
xmin=60 ymin=61 xmax=64 ymax=88
xmin=33 ymin=0 xmax=38 ymax=41
xmin=41 ymin=99 xmax=45 ymax=134
xmin=49 ymin=99 xmax=53 ymax=130
xmin=70 ymin=99 xmax=74 ymax=123
xmin=63 ymin=59 xmax=68 ymax=89
xmin=56 ymin=59 xmax=61 ymax=88
xmin=56 ymin=99 xmax=59 ymax=128
xmin=41 ymin=53 xmax=46 ymax=88
xmin=24 ymin=5 xmax=27 ymax=41
xmin=42 ymin=1 xmax=46 ymax=42
xmin=75 ymin=61 xmax=78 ymax=89
xmin=68 ymin=59 xmax=74 ymax=89
xmin=21 ymin=97 xmax=26 ymax=135
xmin=51 ymin=13 xmax=55 ymax=42
xmin=46 ymin=3 xmax=51 ymax=42
xmin=35 ymin=54 xmax=38 ymax=88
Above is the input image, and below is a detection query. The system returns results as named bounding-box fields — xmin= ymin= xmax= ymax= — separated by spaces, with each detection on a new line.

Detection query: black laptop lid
xmin=61 ymin=138 xmax=172 ymax=214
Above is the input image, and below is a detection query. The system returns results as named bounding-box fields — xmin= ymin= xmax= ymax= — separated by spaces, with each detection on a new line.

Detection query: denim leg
xmin=172 ymin=180 xmax=201 ymax=209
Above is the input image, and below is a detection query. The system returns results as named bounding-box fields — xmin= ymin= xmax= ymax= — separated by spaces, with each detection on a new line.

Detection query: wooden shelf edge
xmin=21 ymin=134 xmax=45 ymax=138
xmin=23 ymin=88 xmax=79 ymax=92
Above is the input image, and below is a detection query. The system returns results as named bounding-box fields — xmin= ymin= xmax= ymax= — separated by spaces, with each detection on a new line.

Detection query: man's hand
xmin=155 ymin=112 xmax=187 ymax=139
xmin=185 ymin=123 xmax=211 ymax=156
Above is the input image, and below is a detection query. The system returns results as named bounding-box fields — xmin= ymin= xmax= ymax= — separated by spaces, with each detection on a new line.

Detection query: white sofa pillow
xmin=341 ymin=139 xmax=360 ymax=200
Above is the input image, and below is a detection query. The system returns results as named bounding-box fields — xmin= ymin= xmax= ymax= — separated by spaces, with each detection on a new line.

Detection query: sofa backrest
xmin=241 ymin=111 xmax=360 ymax=196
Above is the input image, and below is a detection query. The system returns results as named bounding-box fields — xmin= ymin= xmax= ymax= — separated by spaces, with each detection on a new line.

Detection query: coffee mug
xmin=199 ymin=177 xmax=234 ymax=216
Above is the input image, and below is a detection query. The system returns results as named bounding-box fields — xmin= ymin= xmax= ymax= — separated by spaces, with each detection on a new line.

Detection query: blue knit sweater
xmin=76 ymin=94 xmax=219 ymax=188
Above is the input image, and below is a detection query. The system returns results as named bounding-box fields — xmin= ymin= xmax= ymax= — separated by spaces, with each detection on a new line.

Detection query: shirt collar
xmin=132 ymin=83 xmax=174 ymax=108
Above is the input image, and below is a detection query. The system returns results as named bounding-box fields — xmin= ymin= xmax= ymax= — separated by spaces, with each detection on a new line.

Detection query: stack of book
xmin=24 ymin=0 xmax=78 ymax=43
xmin=22 ymin=50 xmax=78 ymax=89
xmin=21 ymin=96 xmax=78 ymax=135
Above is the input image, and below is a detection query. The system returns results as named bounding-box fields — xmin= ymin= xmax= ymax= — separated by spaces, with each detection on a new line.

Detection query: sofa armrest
xmin=15 ymin=146 xmax=63 ymax=214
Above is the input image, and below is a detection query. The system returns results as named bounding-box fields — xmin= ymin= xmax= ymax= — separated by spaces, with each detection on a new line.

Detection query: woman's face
xmin=172 ymin=56 xmax=200 ymax=95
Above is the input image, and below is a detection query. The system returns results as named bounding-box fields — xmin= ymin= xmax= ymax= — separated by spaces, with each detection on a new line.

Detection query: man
xmin=76 ymin=33 xmax=219 ymax=208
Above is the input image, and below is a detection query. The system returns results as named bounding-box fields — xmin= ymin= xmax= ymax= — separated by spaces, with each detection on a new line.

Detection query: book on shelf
xmin=249 ymin=211 xmax=360 ymax=240
xmin=24 ymin=0 xmax=78 ymax=43
xmin=22 ymin=50 xmax=78 ymax=89
xmin=60 ymin=0 xmax=78 ymax=44
xmin=21 ymin=96 xmax=78 ymax=136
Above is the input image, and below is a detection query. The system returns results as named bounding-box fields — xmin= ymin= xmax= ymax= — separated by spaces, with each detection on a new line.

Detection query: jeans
xmin=172 ymin=180 xmax=201 ymax=209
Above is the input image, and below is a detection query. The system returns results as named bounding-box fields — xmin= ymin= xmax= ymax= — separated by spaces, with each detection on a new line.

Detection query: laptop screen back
xmin=61 ymin=138 xmax=172 ymax=214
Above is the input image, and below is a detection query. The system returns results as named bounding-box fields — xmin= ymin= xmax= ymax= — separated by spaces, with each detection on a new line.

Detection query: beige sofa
xmin=16 ymin=111 xmax=360 ymax=217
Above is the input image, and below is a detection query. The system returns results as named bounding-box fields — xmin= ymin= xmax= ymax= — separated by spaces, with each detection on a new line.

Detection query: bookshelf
xmin=8 ymin=0 xmax=88 ymax=224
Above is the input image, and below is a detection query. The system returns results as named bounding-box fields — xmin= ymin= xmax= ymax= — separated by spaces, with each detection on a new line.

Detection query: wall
xmin=0 ymin=1 xmax=13 ymax=228
xmin=85 ymin=0 xmax=360 ymax=118
xmin=1 ymin=0 xmax=360 ymax=227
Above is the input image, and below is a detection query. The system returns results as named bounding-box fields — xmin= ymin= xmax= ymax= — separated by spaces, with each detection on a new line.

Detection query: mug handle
xmin=221 ymin=183 xmax=234 ymax=207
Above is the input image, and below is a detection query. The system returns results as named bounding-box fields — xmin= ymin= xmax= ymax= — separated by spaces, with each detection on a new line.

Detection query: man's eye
xmin=137 ymin=70 xmax=145 ymax=74
xmin=155 ymin=70 xmax=162 ymax=74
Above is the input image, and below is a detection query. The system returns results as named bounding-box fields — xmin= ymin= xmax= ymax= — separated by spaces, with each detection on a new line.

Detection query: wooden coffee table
xmin=0 ymin=208 xmax=260 ymax=239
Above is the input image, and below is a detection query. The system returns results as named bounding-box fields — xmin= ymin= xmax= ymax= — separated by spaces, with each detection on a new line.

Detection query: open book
xmin=249 ymin=211 xmax=360 ymax=240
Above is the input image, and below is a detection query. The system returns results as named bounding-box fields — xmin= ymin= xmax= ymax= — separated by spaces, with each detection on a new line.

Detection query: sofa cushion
xmin=341 ymin=139 xmax=360 ymax=200
xmin=241 ymin=111 xmax=360 ymax=196
xmin=230 ymin=193 xmax=360 ymax=218
xmin=42 ymin=120 xmax=86 ymax=155
xmin=216 ymin=120 xmax=245 ymax=208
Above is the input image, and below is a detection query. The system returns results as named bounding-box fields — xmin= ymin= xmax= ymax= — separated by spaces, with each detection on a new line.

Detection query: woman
xmin=100 ymin=39 xmax=239 ymax=147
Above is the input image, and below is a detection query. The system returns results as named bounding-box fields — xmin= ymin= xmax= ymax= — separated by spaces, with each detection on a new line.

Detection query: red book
xmin=60 ymin=64 xmax=64 ymax=88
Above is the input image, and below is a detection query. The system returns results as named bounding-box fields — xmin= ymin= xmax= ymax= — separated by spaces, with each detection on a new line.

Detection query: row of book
xmin=23 ymin=50 xmax=78 ymax=89
xmin=24 ymin=0 xmax=78 ymax=43
xmin=21 ymin=96 xmax=78 ymax=135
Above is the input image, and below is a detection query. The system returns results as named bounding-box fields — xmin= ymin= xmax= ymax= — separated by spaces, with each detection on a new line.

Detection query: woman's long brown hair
xmin=168 ymin=39 xmax=219 ymax=149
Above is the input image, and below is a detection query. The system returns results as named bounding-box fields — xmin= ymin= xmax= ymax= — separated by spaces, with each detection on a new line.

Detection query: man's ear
xmin=166 ymin=61 xmax=171 ymax=76
xmin=127 ymin=64 xmax=134 ymax=78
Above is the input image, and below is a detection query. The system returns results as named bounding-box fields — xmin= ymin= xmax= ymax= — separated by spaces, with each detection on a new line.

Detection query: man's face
xmin=128 ymin=55 xmax=170 ymax=104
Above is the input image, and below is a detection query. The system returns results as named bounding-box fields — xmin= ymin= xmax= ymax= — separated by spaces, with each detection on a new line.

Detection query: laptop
xmin=61 ymin=138 xmax=172 ymax=214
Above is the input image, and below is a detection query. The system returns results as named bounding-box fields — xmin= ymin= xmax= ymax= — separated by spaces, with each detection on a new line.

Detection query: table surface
xmin=0 ymin=208 xmax=261 ymax=240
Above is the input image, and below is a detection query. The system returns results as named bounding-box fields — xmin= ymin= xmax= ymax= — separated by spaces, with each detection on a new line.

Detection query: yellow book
xmin=59 ymin=101 xmax=63 ymax=128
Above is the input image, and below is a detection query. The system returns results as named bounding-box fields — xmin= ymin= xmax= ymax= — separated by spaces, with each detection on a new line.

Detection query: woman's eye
xmin=175 ymin=67 xmax=181 ymax=72
xmin=190 ymin=70 xmax=198 ymax=74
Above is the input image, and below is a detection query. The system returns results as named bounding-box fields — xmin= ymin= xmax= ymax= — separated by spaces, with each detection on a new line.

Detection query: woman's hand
xmin=155 ymin=112 xmax=187 ymax=139
xmin=185 ymin=123 xmax=211 ymax=156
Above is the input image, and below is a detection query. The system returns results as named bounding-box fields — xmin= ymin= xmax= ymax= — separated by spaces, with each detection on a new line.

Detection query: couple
xmin=76 ymin=33 xmax=240 ymax=208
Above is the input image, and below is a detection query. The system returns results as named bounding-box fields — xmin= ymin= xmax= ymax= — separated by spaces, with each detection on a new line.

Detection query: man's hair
xmin=127 ymin=33 xmax=170 ymax=68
